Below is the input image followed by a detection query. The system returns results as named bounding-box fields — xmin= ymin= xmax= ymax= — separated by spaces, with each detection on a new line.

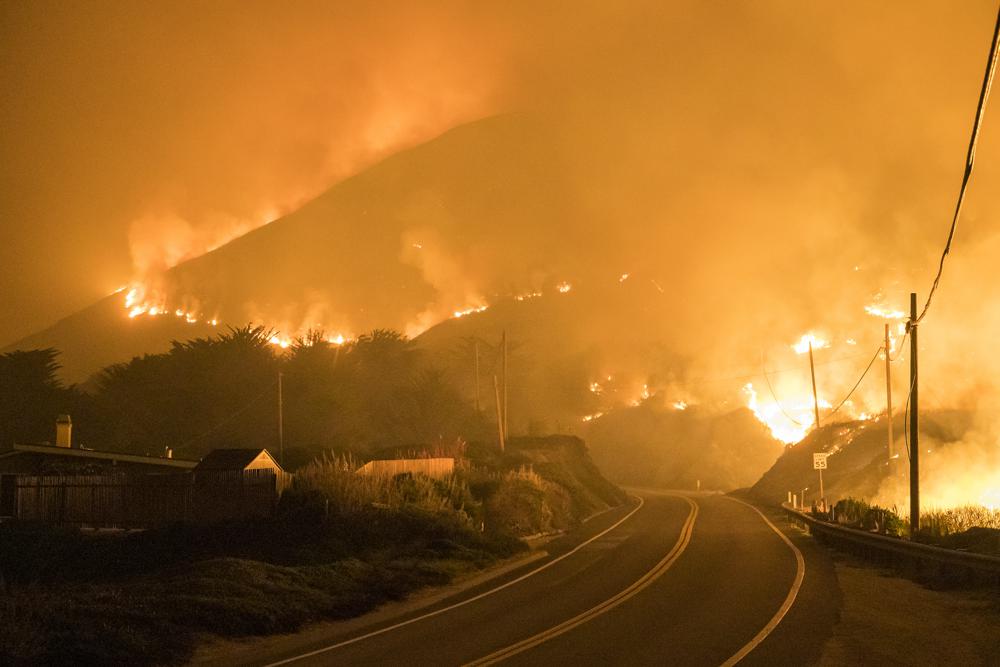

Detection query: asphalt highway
xmin=238 ymin=490 xmax=837 ymax=666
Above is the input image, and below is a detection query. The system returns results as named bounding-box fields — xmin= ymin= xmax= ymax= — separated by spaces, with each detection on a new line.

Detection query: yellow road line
xmin=465 ymin=494 xmax=699 ymax=666
xmin=262 ymin=496 xmax=646 ymax=667
xmin=719 ymin=497 xmax=805 ymax=667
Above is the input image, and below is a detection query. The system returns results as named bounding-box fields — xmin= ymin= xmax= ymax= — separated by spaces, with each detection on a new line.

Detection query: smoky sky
xmin=3 ymin=0 xmax=1000 ymax=394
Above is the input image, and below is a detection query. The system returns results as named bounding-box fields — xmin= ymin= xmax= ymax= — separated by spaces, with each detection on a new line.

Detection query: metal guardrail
xmin=782 ymin=503 xmax=1000 ymax=585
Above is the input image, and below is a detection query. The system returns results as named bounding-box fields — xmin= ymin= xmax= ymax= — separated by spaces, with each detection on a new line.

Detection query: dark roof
xmin=0 ymin=443 xmax=197 ymax=469
xmin=194 ymin=448 xmax=274 ymax=471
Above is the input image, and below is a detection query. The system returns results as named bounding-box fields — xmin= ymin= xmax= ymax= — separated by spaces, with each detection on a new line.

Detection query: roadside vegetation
xmin=817 ymin=497 xmax=1000 ymax=556
xmin=0 ymin=327 xmax=488 ymax=466
xmin=1 ymin=325 xmax=625 ymax=665
xmin=0 ymin=435 xmax=623 ymax=665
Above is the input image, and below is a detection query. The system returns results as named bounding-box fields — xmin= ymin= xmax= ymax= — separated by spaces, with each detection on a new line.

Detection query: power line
xmin=681 ymin=350 xmax=875 ymax=388
xmin=826 ymin=345 xmax=883 ymax=418
xmin=760 ymin=351 xmax=806 ymax=426
xmin=902 ymin=369 xmax=917 ymax=462
xmin=889 ymin=331 xmax=909 ymax=363
xmin=917 ymin=5 xmax=1000 ymax=324
xmin=178 ymin=380 xmax=278 ymax=449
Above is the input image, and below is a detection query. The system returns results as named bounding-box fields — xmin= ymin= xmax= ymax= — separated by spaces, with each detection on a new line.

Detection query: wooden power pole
xmin=493 ymin=375 xmax=505 ymax=452
xmin=277 ymin=371 xmax=284 ymax=467
xmin=808 ymin=340 xmax=821 ymax=431
xmin=474 ymin=339 xmax=481 ymax=413
xmin=884 ymin=323 xmax=894 ymax=470
xmin=909 ymin=293 xmax=920 ymax=534
xmin=501 ymin=330 xmax=509 ymax=439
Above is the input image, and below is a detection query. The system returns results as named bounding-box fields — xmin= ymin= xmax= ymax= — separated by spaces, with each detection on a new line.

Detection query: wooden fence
xmin=355 ymin=457 xmax=455 ymax=479
xmin=11 ymin=469 xmax=293 ymax=529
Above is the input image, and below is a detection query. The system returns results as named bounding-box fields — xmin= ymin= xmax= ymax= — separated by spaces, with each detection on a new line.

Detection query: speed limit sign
xmin=813 ymin=453 xmax=828 ymax=470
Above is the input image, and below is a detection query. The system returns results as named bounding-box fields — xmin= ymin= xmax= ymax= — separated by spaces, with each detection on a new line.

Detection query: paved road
xmin=238 ymin=491 xmax=837 ymax=666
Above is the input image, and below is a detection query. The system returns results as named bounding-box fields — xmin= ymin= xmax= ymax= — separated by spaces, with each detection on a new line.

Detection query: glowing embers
xmin=629 ymin=383 xmax=651 ymax=407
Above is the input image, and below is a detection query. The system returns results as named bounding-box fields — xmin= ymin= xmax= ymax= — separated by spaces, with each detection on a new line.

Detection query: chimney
xmin=56 ymin=414 xmax=72 ymax=448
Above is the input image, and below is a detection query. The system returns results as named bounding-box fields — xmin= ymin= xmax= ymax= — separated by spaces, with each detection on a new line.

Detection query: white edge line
xmin=719 ymin=497 xmax=806 ymax=667
xmin=262 ymin=495 xmax=646 ymax=667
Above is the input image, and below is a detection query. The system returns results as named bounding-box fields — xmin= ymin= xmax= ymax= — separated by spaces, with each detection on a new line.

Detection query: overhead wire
xmin=178 ymin=379 xmax=278 ymax=449
xmin=825 ymin=344 xmax=883 ymax=418
xmin=902 ymin=370 xmax=917 ymax=462
xmin=916 ymin=5 xmax=1000 ymax=324
xmin=760 ymin=351 xmax=806 ymax=426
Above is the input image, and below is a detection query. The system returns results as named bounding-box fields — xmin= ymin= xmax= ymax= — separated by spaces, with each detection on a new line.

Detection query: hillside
xmin=583 ymin=403 xmax=784 ymax=491
xmin=3 ymin=114 xmax=573 ymax=383
xmin=413 ymin=301 xmax=785 ymax=493
xmin=749 ymin=410 xmax=977 ymax=509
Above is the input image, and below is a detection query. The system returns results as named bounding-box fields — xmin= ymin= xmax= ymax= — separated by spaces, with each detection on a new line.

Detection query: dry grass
xmin=920 ymin=505 xmax=1000 ymax=537
xmin=293 ymin=452 xmax=477 ymax=521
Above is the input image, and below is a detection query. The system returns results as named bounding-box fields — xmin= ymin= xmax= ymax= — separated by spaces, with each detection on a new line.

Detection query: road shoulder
xmin=816 ymin=552 xmax=1000 ymax=666
xmin=190 ymin=498 xmax=638 ymax=666
xmin=190 ymin=548 xmax=549 ymax=666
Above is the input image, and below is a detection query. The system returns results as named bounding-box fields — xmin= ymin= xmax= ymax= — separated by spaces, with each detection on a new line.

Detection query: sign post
xmin=813 ymin=452 xmax=828 ymax=507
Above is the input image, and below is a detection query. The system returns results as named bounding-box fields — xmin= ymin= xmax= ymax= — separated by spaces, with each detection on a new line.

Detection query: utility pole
xmin=474 ymin=339 xmax=481 ymax=413
xmin=808 ymin=340 xmax=821 ymax=431
xmin=909 ymin=293 xmax=920 ymax=534
xmin=884 ymin=323 xmax=894 ymax=471
xmin=493 ymin=375 xmax=505 ymax=452
xmin=277 ymin=371 xmax=284 ymax=467
xmin=502 ymin=330 xmax=508 ymax=439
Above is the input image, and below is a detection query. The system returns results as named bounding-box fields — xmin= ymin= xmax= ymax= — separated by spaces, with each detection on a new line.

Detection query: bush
xmin=831 ymin=498 xmax=905 ymax=537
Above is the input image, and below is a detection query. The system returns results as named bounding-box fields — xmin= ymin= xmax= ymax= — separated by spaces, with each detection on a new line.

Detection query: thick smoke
xmin=3 ymin=2 xmax=1000 ymax=505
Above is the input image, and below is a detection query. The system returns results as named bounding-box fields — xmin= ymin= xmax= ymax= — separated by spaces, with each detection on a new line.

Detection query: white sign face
xmin=813 ymin=453 xmax=828 ymax=470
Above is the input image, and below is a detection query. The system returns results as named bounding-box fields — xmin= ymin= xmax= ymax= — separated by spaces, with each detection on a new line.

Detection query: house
xmin=193 ymin=448 xmax=285 ymax=474
xmin=0 ymin=418 xmax=289 ymax=525
xmin=0 ymin=415 xmax=197 ymax=475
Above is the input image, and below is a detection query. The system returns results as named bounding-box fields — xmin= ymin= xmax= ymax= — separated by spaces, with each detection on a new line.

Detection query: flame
xmin=514 ymin=290 xmax=542 ymax=302
xmin=672 ymin=400 xmax=688 ymax=410
xmin=792 ymin=333 xmax=829 ymax=355
xmin=452 ymin=304 xmax=489 ymax=319
xmin=619 ymin=273 xmax=630 ymax=283
xmin=556 ymin=281 xmax=572 ymax=293
xmin=742 ymin=382 xmax=832 ymax=444
xmin=864 ymin=304 xmax=907 ymax=320
xmin=589 ymin=381 xmax=603 ymax=394
xmin=268 ymin=335 xmax=292 ymax=349
xmin=582 ymin=412 xmax=604 ymax=422
xmin=121 ymin=280 xmax=356 ymax=350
